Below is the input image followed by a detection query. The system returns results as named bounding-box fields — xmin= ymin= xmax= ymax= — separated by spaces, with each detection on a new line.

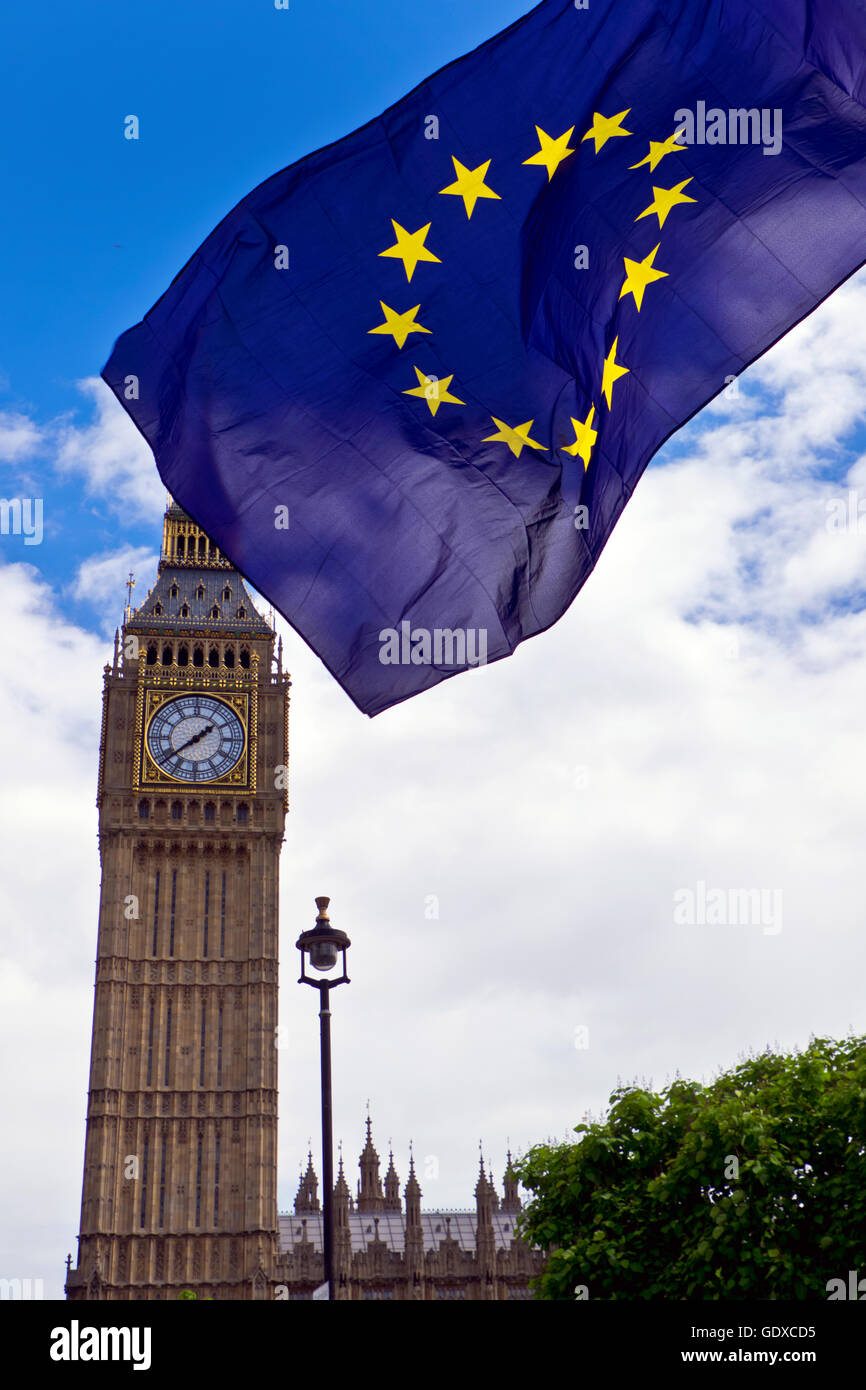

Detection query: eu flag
xmin=103 ymin=0 xmax=866 ymax=715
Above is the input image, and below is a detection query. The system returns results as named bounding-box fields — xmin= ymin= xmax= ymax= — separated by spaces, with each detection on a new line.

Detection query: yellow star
xmin=635 ymin=178 xmax=696 ymax=229
xmin=581 ymin=109 xmax=631 ymax=154
xmin=601 ymin=337 xmax=629 ymax=410
xmin=378 ymin=220 xmax=441 ymax=283
xmin=562 ymin=406 xmax=597 ymax=470
xmin=483 ymin=416 xmax=545 ymax=458
xmin=403 ymin=366 xmax=465 ymax=417
xmin=629 ymin=129 xmax=687 ymax=173
xmin=619 ymin=243 xmax=668 ymax=311
xmin=522 ymin=125 xmax=576 ymax=180
xmin=439 ymin=157 xmax=501 ymax=218
xmin=367 ymin=301 xmax=431 ymax=349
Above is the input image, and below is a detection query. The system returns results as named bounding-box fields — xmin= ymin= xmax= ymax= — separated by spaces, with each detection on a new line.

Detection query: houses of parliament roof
xmin=281 ymin=1117 xmax=529 ymax=1258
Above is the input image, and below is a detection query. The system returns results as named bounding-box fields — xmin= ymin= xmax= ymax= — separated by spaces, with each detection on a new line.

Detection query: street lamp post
xmin=296 ymin=897 xmax=351 ymax=1303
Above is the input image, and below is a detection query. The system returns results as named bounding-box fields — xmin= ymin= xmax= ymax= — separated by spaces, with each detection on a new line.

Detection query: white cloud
xmin=0 ymin=565 xmax=105 ymax=1295
xmin=69 ymin=545 xmax=159 ymax=636
xmin=54 ymin=377 xmax=166 ymax=519
xmin=0 ymin=411 xmax=41 ymax=464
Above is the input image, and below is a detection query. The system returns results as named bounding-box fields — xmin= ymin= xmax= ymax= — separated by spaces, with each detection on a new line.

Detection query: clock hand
xmin=173 ymin=724 xmax=216 ymax=755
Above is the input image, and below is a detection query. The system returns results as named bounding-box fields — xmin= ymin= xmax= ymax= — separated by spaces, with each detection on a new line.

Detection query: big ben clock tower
xmin=66 ymin=499 xmax=290 ymax=1301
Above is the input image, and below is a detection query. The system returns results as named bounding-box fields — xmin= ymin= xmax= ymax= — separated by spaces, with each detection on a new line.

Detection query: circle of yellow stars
xmin=366 ymin=110 xmax=695 ymax=470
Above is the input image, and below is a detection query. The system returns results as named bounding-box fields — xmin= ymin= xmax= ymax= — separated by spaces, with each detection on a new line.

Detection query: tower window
xmin=196 ymin=584 xmax=205 ymax=600
xmin=176 ymin=536 xmax=186 ymax=559
xmin=178 ymin=645 xmax=189 ymax=667
xmin=204 ymin=803 xmax=215 ymax=823
xmin=152 ymin=870 xmax=160 ymax=955
xmin=237 ymin=805 xmax=248 ymax=824
xmin=140 ymin=1137 xmax=150 ymax=1228
xmin=170 ymin=583 xmax=179 ymax=599
xmin=153 ymin=603 xmax=163 ymax=616
xmin=223 ymin=585 xmax=232 ymax=601
xmin=224 ymin=647 xmax=235 ymax=669
xmin=236 ymin=606 xmax=246 ymax=619
xmin=195 ymin=1134 xmax=203 ymax=1224
xmin=220 ymin=871 xmax=227 ymax=959
xmin=208 ymin=647 xmax=219 ymax=668
xmin=203 ymin=871 xmax=210 ymax=957
xmin=211 ymin=605 xmax=220 ymax=620
xmin=146 ymin=644 xmax=158 ymax=666
xmin=158 ymin=1134 xmax=168 ymax=1225
xmin=138 ymin=799 xmax=149 ymax=820
xmin=198 ymin=535 xmax=206 ymax=557
xmin=171 ymin=801 xmax=182 ymax=821
xmin=180 ymin=604 xmax=190 ymax=619
xmin=162 ymin=646 xmax=173 ymax=666
xmin=146 ymin=1000 xmax=155 ymax=1087
xmin=169 ymin=868 xmax=177 ymax=956
xmin=164 ymin=1006 xmax=172 ymax=1088
xmin=193 ymin=645 xmax=204 ymax=668
xmin=239 ymin=648 xmax=250 ymax=669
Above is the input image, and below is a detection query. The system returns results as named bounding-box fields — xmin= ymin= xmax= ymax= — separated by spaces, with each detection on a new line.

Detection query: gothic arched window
xmin=239 ymin=647 xmax=250 ymax=670
xmin=178 ymin=645 xmax=189 ymax=667
xmin=138 ymin=799 xmax=149 ymax=820
xmin=208 ymin=647 xmax=219 ymax=668
xmin=171 ymin=802 xmax=182 ymax=821
xmin=162 ymin=646 xmax=173 ymax=666
xmin=193 ymin=645 xmax=204 ymax=668
xmin=146 ymin=644 xmax=158 ymax=666
xmin=224 ymin=647 xmax=235 ymax=669
xmin=204 ymin=803 xmax=215 ymax=823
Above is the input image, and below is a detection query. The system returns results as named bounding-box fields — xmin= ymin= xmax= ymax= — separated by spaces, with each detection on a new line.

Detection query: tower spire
xmin=502 ymin=1147 xmax=521 ymax=1214
xmin=383 ymin=1140 xmax=401 ymax=1212
xmin=356 ymin=1108 xmax=384 ymax=1212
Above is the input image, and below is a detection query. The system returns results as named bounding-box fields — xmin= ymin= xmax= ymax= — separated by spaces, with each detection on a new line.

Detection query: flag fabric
xmin=103 ymin=0 xmax=866 ymax=716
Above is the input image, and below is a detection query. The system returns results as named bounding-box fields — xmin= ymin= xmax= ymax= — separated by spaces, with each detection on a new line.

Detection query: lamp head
xmin=296 ymin=897 xmax=351 ymax=978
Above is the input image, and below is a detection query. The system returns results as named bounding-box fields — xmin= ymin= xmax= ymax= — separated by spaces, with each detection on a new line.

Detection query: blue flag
xmin=103 ymin=0 xmax=866 ymax=715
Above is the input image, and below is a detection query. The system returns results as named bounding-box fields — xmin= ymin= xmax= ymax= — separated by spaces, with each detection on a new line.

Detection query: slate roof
xmin=278 ymin=1211 xmax=525 ymax=1255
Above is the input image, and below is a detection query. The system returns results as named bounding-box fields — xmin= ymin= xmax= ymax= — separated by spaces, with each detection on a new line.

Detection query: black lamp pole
xmin=296 ymin=897 xmax=351 ymax=1302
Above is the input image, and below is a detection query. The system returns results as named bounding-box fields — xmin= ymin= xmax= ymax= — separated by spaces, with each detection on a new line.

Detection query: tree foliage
xmin=513 ymin=1034 xmax=866 ymax=1299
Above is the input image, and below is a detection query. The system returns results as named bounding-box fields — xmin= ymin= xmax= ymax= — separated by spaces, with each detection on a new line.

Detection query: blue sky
xmin=0 ymin=0 xmax=528 ymax=412
xmin=0 ymin=0 xmax=531 ymax=609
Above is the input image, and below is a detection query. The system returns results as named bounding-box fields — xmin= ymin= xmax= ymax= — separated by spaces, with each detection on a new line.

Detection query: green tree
xmin=514 ymin=1034 xmax=866 ymax=1299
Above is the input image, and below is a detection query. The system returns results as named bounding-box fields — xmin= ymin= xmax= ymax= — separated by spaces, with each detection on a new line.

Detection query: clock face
xmin=146 ymin=694 xmax=245 ymax=783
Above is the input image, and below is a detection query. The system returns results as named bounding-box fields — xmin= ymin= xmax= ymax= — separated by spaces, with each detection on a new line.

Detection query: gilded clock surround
xmin=135 ymin=662 xmax=257 ymax=793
